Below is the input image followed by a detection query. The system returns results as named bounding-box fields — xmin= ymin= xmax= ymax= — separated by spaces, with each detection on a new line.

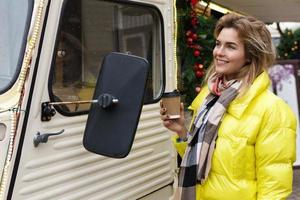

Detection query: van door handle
xmin=33 ymin=129 xmax=65 ymax=147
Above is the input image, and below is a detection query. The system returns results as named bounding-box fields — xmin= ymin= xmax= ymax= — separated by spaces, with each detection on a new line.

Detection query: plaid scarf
xmin=175 ymin=75 xmax=241 ymax=200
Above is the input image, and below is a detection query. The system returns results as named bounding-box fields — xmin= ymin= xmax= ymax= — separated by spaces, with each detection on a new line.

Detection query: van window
xmin=0 ymin=0 xmax=32 ymax=93
xmin=49 ymin=0 xmax=164 ymax=114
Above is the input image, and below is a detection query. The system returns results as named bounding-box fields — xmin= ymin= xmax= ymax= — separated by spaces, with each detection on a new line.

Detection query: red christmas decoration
xmin=191 ymin=17 xmax=198 ymax=26
xmin=190 ymin=0 xmax=199 ymax=6
xmin=187 ymin=37 xmax=193 ymax=45
xmin=195 ymin=70 xmax=204 ymax=78
xmin=193 ymin=63 xmax=204 ymax=71
xmin=190 ymin=44 xmax=201 ymax=50
xmin=191 ymin=33 xmax=198 ymax=40
xmin=193 ymin=50 xmax=200 ymax=57
xmin=190 ymin=10 xmax=197 ymax=18
xmin=186 ymin=30 xmax=192 ymax=37
xmin=178 ymin=0 xmax=216 ymax=106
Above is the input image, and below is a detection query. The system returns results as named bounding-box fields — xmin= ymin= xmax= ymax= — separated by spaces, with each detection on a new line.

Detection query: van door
xmin=0 ymin=0 xmax=33 ymax=196
xmin=10 ymin=0 xmax=176 ymax=199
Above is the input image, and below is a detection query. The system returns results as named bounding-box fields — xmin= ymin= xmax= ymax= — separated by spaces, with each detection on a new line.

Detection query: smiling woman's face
xmin=213 ymin=27 xmax=247 ymax=80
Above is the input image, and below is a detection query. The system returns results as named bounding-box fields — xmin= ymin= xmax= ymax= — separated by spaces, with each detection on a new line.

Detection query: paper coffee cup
xmin=161 ymin=90 xmax=181 ymax=119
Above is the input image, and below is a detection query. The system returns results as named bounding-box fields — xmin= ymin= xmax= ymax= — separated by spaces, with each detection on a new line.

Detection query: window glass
xmin=0 ymin=0 xmax=31 ymax=92
xmin=50 ymin=0 xmax=164 ymax=114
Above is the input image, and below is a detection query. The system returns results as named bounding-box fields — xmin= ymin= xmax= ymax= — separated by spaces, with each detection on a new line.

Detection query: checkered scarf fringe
xmin=175 ymin=80 xmax=241 ymax=200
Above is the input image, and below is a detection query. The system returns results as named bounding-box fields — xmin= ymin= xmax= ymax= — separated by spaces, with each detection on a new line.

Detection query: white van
xmin=0 ymin=0 xmax=178 ymax=199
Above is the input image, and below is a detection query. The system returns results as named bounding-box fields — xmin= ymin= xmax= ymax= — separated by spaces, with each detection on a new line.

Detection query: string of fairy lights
xmin=173 ymin=0 xmax=179 ymax=89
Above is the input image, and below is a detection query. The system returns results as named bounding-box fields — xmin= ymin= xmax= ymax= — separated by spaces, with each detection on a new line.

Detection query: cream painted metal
xmin=0 ymin=0 xmax=178 ymax=199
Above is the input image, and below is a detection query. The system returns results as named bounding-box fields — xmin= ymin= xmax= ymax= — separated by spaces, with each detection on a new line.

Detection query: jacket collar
xmin=227 ymin=71 xmax=270 ymax=119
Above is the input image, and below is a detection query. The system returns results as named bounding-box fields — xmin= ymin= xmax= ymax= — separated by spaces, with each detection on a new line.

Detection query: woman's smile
xmin=213 ymin=27 xmax=247 ymax=80
xmin=215 ymin=58 xmax=229 ymax=65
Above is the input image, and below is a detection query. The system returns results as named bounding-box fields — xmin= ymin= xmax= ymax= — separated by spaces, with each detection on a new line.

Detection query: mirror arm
xmin=41 ymin=94 xmax=119 ymax=121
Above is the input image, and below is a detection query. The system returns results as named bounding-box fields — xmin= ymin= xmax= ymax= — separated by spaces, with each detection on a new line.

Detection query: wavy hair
xmin=205 ymin=13 xmax=276 ymax=94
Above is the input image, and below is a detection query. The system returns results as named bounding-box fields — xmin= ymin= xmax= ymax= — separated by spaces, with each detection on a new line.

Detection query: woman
xmin=160 ymin=14 xmax=297 ymax=200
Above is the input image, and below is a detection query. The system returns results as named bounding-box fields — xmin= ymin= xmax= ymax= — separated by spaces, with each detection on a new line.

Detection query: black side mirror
xmin=83 ymin=52 xmax=149 ymax=158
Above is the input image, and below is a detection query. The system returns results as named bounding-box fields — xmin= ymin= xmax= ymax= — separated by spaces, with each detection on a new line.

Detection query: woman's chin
xmin=215 ymin=68 xmax=226 ymax=75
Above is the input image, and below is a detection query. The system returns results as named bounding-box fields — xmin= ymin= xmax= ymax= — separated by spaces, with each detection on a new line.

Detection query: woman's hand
xmin=160 ymin=102 xmax=188 ymax=139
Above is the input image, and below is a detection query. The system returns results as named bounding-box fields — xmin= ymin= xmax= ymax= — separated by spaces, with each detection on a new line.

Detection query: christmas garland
xmin=177 ymin=0 xmax=216 ymax=106
xmin=277 ymin=28 xmax=300 ymax=59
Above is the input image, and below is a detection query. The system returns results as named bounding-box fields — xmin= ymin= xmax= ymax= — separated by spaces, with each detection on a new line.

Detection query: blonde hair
xmin=205 ymin=13 xmax=276 ymax=95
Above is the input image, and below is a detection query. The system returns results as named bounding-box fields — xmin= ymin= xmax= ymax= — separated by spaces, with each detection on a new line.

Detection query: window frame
xmin=48 ymin=0 xmax=165 ymax=117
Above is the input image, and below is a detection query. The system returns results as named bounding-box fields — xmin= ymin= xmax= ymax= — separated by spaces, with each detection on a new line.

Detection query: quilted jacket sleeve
xmin=255 ymin=97 xmax=297 ymax=200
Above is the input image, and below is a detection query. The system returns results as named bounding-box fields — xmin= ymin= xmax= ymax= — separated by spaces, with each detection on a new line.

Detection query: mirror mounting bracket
xmin=41 ymin=102 xmax=56 ymax=121
xmin=97 ymin=93 xmax=119 ymax=109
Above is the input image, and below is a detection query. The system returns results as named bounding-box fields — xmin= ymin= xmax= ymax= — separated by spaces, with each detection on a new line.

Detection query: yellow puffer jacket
xmin=173 ymin=72 xmax=297 ymax=200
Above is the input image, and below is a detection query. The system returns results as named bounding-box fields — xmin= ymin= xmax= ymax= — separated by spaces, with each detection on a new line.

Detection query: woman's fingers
xmin=180 ymin=103 xmax=184 ymax=114
xmin=159 ymin=102 xmax=169 ymax=121
xmin=160 ymin=107 xmax=167 ymax=115
xmin=162 ymin=120 xmax=170 ymax=126
xmin=159 ymin=101 xmax=186 ymax=134
xmin=162 ymin=119 xmax=175 ymax=129
xmin=160 ymin=114 xmax=166 ymax=121
xmin=160 ymin=113 xmax=170 ymax=121
xmin=160 ymin=101 xmax=163 ymax=108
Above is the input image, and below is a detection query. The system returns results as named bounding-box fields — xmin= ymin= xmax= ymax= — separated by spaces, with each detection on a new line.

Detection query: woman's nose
xmin=215 ymin=46 xmax=225 ymax=56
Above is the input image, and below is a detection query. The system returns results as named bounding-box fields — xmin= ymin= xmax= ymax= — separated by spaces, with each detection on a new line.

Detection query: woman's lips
xmin=216 ymin=59 xmax=228 ymax=65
